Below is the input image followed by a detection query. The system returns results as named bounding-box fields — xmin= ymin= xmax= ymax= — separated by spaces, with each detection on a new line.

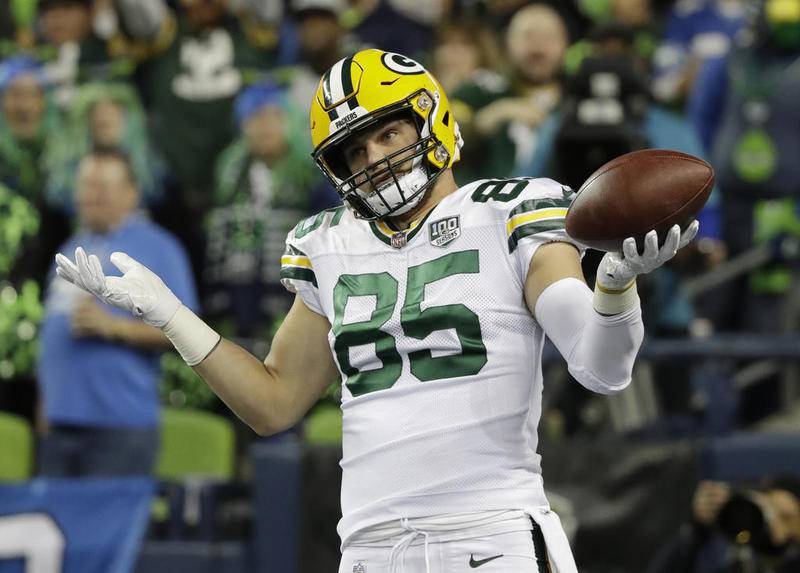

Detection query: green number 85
xmin=332 ymin=251 xmax=487 ymax=397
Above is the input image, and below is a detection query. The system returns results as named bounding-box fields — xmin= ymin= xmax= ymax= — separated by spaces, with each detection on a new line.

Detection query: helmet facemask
xmin=315 ymin=91 xmax=449 ymax=220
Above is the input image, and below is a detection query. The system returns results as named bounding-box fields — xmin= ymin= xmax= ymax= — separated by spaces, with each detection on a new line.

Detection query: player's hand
xmin=55 ymin=247 xmax=181 ymax=328
xmin=596 ymin=221 xmax=699 ymax=291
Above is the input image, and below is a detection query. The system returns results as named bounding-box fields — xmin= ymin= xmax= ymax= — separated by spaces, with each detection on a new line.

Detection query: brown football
xmin=565 ymin=149 xmax=715 ymax=252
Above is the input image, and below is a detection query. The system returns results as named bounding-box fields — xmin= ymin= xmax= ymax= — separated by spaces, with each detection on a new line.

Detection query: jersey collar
xmin=368 ymin=209 xmax=435 ymax=249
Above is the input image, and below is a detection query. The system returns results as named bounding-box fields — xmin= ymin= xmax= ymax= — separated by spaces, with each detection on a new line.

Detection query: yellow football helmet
xmin=310 ymin=49 xmax=462 ymax=220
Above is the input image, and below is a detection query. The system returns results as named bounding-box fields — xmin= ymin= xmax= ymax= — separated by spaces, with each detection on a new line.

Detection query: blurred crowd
xmin=1 ymin=0 xmax=800 ymax=460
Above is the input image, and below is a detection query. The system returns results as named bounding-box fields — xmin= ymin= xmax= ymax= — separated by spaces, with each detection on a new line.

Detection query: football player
xmin=56 ymin=49 xmax=698 ymax=572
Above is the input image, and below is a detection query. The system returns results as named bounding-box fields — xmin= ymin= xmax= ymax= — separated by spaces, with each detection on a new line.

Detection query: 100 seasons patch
xmin=428 ymin=215 xmax=461 ymax=247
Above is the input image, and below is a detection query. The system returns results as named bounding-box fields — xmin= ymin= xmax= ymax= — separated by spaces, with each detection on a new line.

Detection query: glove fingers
xmin=88 ymin=254 xmax=108 ymax=295
xmin=110 ymin=251 xmax=138 ymax=274
xmin=55 ymin=266 xmax=76 ymax=285
xmin=662 ymin=225 xmax=680 ymax=258
xmin=622 ymin=237 xmax=639 ymax=260
xmin=89 ymin=254 xmax=105 ymax=283
xmin=75 ymin=247 xmax=97 ymax=292
xmin=679 ymin=220 xmax=700 ymax=249
xmin=55 ymin=253 xmax=81 ymax=285
xmin=643 ymin=230 xmax=659 ymax=259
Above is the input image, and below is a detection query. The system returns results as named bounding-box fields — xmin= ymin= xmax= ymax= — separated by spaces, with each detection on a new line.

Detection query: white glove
xmin=55 ymin=247 xmax=181 ymax=328
xmin=597 ymin=221 xmax=700 ymax=291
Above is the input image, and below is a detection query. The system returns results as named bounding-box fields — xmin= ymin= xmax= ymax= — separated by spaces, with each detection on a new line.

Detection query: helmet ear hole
xmin=434 ymin=145 xmax=449 ymax=164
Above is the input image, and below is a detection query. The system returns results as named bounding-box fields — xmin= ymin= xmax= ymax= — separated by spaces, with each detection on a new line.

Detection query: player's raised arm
xmin=525 ymin=222 xmax=698 ymax=394
xmin=195 ymin=296 xmax=338 ymax=435
xmin=55 ymin=247 xmax=338 ymax=435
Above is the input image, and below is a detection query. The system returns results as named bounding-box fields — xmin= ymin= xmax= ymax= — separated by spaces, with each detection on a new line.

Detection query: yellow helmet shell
xmin=310 ymin=49 xmax=462 ymax=175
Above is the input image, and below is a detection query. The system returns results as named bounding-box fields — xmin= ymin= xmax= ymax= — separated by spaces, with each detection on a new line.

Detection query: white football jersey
xmin=281 ymin=177 xmax=582 ymax=547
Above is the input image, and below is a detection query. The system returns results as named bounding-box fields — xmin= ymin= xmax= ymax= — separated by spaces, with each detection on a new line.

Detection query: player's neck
xmin=388 ymin=170 xmax=458 ymax=230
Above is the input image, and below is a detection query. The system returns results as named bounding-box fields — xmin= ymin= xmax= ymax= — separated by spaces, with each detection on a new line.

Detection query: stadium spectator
xmin=31 ymin=0 xmax=141 ymax=107
xmin=204 ymin=81 xmax=334 ymax=337
xmin=451 ymin=3 xmax=569 ymax=183
xmin=119 ymin=0 xmax=282 ymax=214
xmin=46 ymin=82 xmax=167 ymax=213
xmin=37 ymin=148 xmax=197 ymax=477
xmin=0 ymin=0 xmax=37 ymax=55
xmin=0 ymin=56 xmax=70 ymax=286
xmin=565 ymin=0 xmax=660 ymax=73
xmin=0 ymin=57 xmax=54 ymax=202
xmin=689 ymin=0 xmax=800 ymax=335
xmin=686 ymin=0 xmax=800 ymax=426
xmin=513 ymin=35 xmax=708 ymax=203
xmin=465 ymin=0 xmax=590 ymax=41
xmin=652 ymin=0 xmax=748 ymax=108
xmin=111 ymin=0 xmax=283 ymax=279
xmin=276 ymin=0 xmax=358 ymax=111
xmin=648 ymin=478 xmax=800 ymax=573
xmin=429 ymin=19 xmax=505 ymax=94
xmin=347 ymin=0 xmax=443 ymax=60
xmin=513 ymin=35 xmax=724 ymax=426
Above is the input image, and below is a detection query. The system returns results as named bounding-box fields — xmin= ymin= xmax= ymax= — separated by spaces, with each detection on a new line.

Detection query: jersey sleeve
xmin=502 ymin=178 xmax=586 ymax=284
xmin=280 ymin=229 xmax=324 ymax=315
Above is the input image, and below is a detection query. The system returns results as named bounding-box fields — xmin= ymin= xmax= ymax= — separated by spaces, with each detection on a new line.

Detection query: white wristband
xmin=593 ymin=279 xmax=640 ymax=315
xmin=162 ymin=305 xmax=221 ymax=366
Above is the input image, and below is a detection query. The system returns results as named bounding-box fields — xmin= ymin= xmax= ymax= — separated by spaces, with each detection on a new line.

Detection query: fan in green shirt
xmin=133 ymin=0 xmax=281 ymax=214
xmin=0 ymin=56 xmax=70 ymax=286
xmin=204 ymin=81 xmax=334 ymax=338
xmin=451 ymin=4 xmax=569 ymax=183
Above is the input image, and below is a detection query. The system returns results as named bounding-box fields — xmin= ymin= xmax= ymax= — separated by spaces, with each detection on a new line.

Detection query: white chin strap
xmin=358 ymin=162 xmax=429 ymax=218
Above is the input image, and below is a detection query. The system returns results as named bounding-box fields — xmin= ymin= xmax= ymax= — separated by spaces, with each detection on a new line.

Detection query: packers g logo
xmin=381 ymin=52 xmax=425 ymax=75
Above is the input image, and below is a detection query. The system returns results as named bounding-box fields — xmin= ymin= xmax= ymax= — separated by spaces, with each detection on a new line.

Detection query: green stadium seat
xmin=155 ymin=408 xmax=235 ymax=480
xmin=0 ymin=411 xmax=34 ymax=481
xmin=303 ymin=404 xmax=342 ymax=445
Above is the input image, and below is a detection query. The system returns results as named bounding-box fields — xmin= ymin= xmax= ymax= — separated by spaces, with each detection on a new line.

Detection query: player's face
xmin=341 ymin=117 xmax=420 ymax=192
xmin=76 ymin=157 xmax=138 ymax=233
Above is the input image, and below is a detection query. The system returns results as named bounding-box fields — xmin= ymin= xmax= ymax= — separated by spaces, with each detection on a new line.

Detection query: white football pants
xmin=338 ymin=509 xmax=577 ymax=573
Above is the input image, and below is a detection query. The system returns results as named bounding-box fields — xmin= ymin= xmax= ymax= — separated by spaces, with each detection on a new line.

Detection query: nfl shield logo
xmin=428 ymin=216 xmax=461 ymax=247
xmin=390 ymin=232 xmax=407 ymax=249
xmin=352 ymin=561 xmax=367 ymax=573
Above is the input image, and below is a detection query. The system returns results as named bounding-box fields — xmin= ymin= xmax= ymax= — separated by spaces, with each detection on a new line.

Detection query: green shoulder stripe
xmin=280 ymin=266 xmax=318 ymax=287
xmin=507 ymin=196 xmax=573 ymax=219
xmin=508 ymin=220 xmax=566 ymax=253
